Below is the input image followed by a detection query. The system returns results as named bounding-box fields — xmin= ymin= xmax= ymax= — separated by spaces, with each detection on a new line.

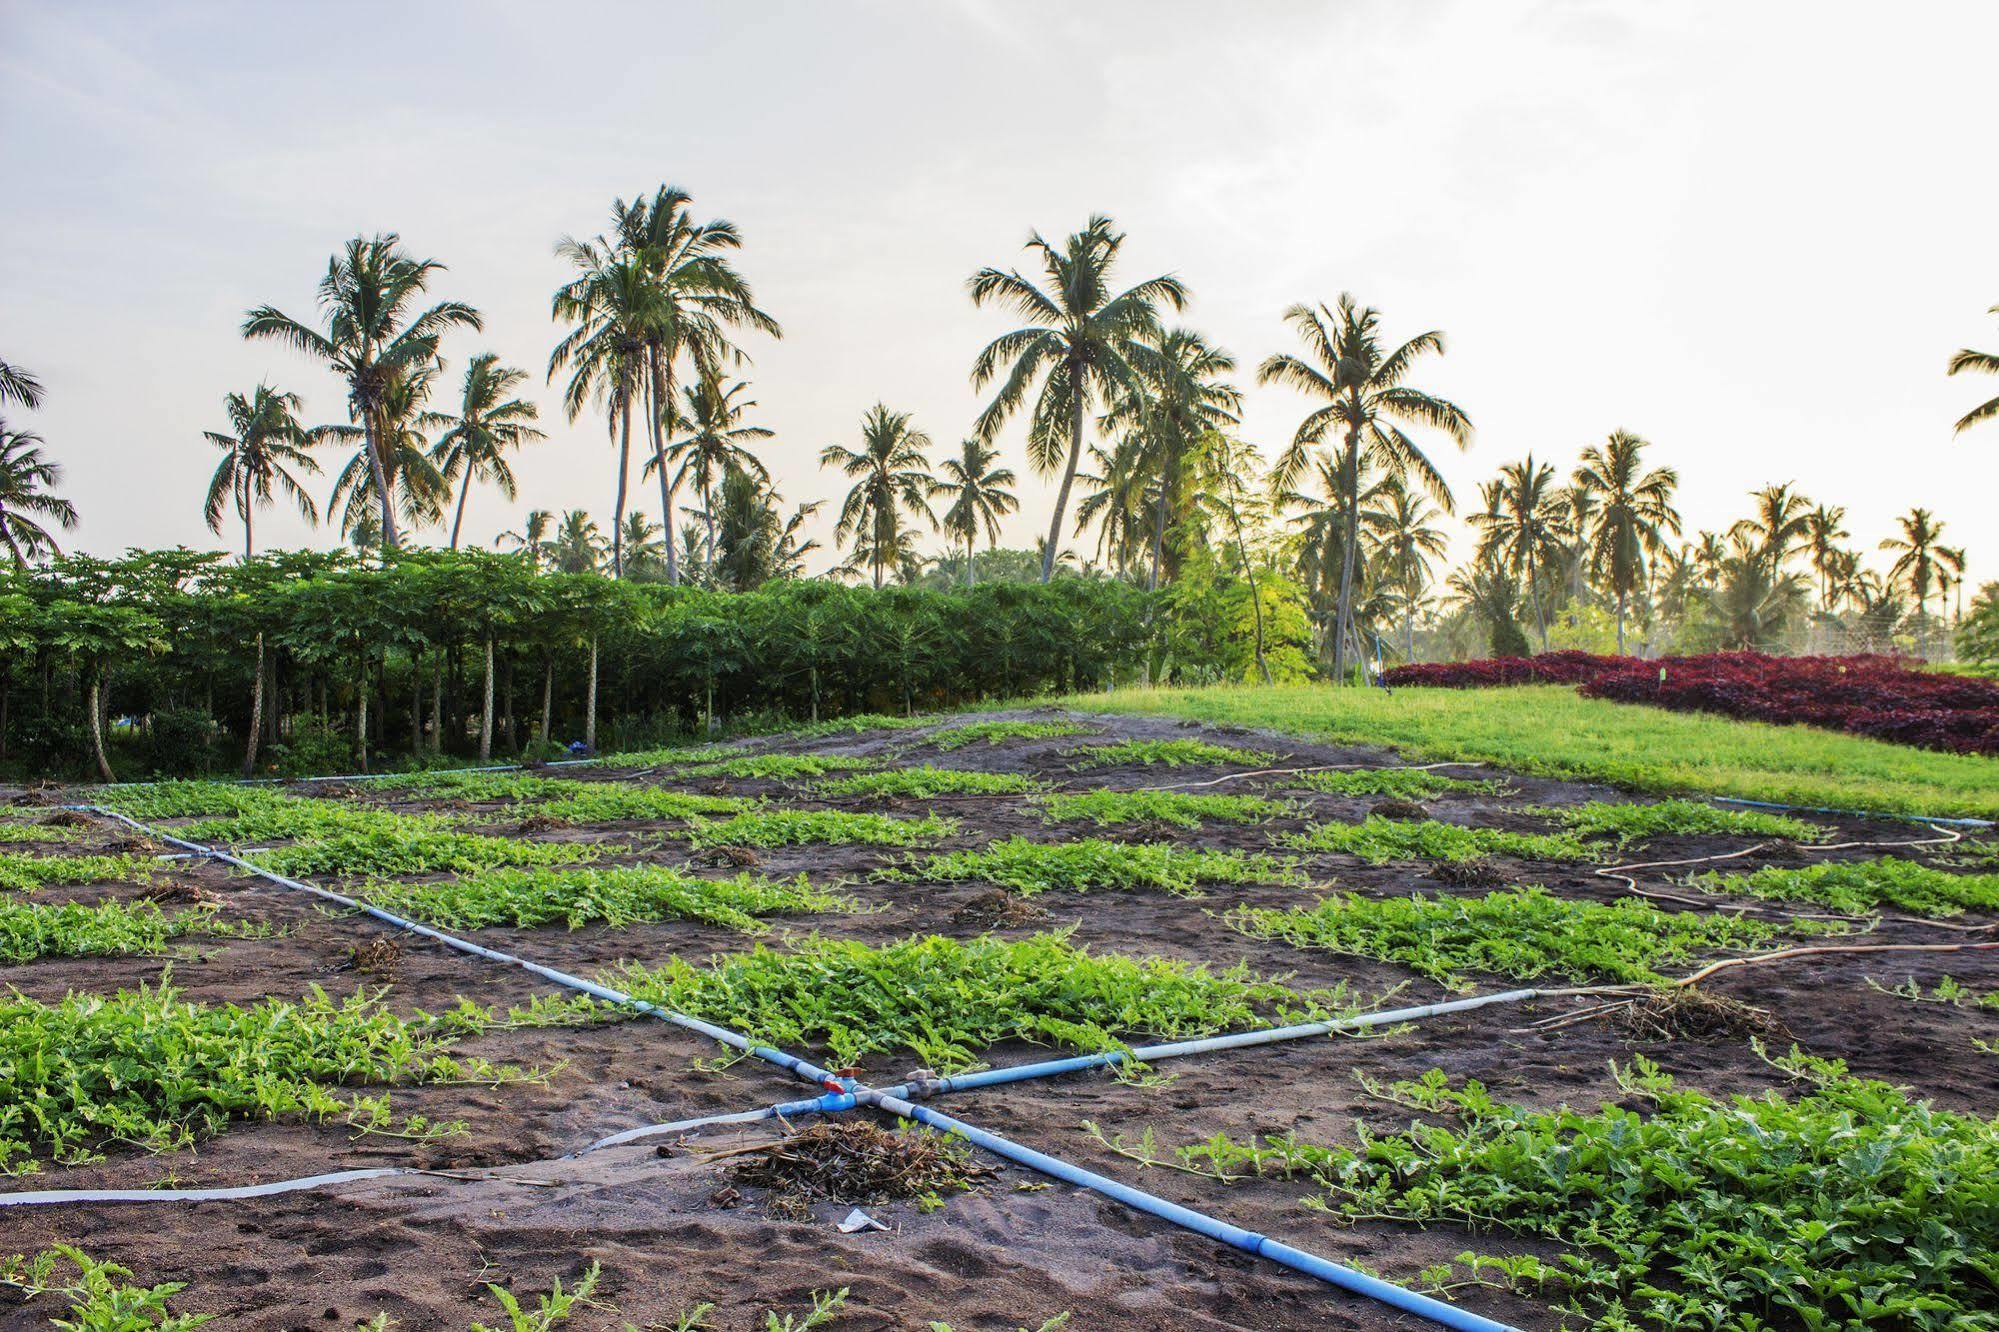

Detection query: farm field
xmin=3 ymin=708 xmax=1998 ymax=1331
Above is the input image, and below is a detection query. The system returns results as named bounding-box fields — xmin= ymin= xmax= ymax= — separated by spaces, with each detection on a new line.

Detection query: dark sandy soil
xmin=3 ymin=709 xmax=1995 ymax=1331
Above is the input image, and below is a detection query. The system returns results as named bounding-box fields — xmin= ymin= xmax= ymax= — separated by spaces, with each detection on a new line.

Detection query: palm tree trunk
xmin=1527 ymin=552 xmax=1549 ymax=651
xmin=430 ymin=662 xmax=443 ymax=754
xmin=653 ymin=353 xmax=680 ymax=586
xmin=1041 ymin=379 xmax=1086 ymax=583
xmin=1148 ymin=454 xmax=1170 ymax=594
xmin=242 ymin=631 xmax=265 ymax=778
xmin=538 ymin=655 xmax=553 ymax=746
xmin=450 ymin=467 xmax=473 ymax=551
xmin=87 ymin=672 xmax=115 ymax=784
xmin=1331 ymin=435 xmax=1362 ymax=683
xmin=242 ymin=473 xmax=254 ymax=561
xmin=479 ymin=633 xmax=495 ymax=763
xmin=353 ymin=659 xmax=369 ymax=773
xmin=966 ymin=533 xmax=976 ymax=589
xmin=611 ymin=392 xmax=632 ymax=578
xmin=363 ymin=407 xmax=400 ymax=551
xmin=585 ymin=635 xmax=599 ymax=751
xmin=1616 ymin=587 xmax=1628 ymax=655
xmin=1220 ymin=472 xmax=1272 ymax=686
xmin=705 ymin=477 xmax=719 ymax=575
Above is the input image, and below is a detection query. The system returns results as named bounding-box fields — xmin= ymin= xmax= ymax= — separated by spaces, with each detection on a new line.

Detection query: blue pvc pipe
xmin=858 ymin=1087 xmax=1522 ymax=1332
xmin=1712 ymin=795 xmax=1993 ymax=830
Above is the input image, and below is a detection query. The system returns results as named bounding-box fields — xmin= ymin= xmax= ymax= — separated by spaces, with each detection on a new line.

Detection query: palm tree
xmin=1074 ymin=434 xmax=1151 ymax=577
xmin=550 ymin=510 xmax=605 ymax=574
xmin=0 ymin=422 xmax=76 ymax=565
xmin=243 ymin=234 xmax=480 ymax=550
xmin=323 ymin=361 xmax=449 ymax=543
xmin=821 ymin=405 xmax=937 ymax=589
xmin=1372 ymin=478 xmax=1450 ymax=661
xmin=932 ymin=437 xmax=1018 ymax=587
xmin=497 ymin=509 xmax=554 ymax=569
xmin=1938 ymin=544 xmax=1970 ymax=623
xmin=1802 ymin=504 xmax=1851 ymax=608
xmin=969 ymin=215 xmax=1187 ymax=583
xmin=611 ymin=186 xmax=781 ymax=586
xmin=1731 ymin=483 xmax=1814 ymax=570
xmin=0 ymin=360 xmax=44 ymax=411
xmin=428 ymin=354 xmax=544 ymax=550
xmin=1949 ymin=305 xmax=1999 ymax=439
xmin=550 ymin=244 xmax=653 ymax=578
xmin=1881 ymin=507 xmax=1951 ymax=617
xmin=1472 ymin=456 xmax=1564 ymax=652
xmin=1111 ymin=327 xmax=1241 ymax=590
xmin=712 ymin=466 xmax=821 ymax=590
xmin=1711 ymin=530 xmax=1810 ymax=649
xmin=201 ymin=385 xmax=324 ymax=559
xmin=1259 ymin=294 xmax=1472 ymax=678
xmin=655 ymin=374 xmax=772 ymax=572
xmin=619 ymin=511 xmax=669 ymax=581
xmin=1572 ymin=431 xmax=1680 ymax=653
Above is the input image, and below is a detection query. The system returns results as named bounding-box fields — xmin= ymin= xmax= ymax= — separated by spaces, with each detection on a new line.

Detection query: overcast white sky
xmin=5 ymin=1 xmax=1996 ymax=589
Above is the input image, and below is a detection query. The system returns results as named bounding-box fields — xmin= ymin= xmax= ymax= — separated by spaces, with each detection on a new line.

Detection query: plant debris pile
xmin=724 ymin=1121 xmax=995 ymax=1206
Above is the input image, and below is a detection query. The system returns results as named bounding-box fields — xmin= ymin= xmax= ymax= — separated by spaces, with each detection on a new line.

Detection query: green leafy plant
xmin=682 ymin=808 xmax=954 ymax=849
xmin=1869 ymin=974 xmax=1999 ymax=1008
xmin=0 ymin=850 xmax=156 ymax=894
xmin=762 ymin=1289 xmax=848 ymax=1332
xmin=1695 ymin=856 xmax=1999 ymax=917
xmin=1063 ymin=737 xmax=1271 ymax=767
xmin=1292 ymin=769 xmax=1502 ymax=798
xmin=93 ymin=781 xmax=292 ymax=821
xmin=359 ymin=865 xmax=849 ymax=933
xmin=253 ymin=827 xmax=597 ymax=878
xmin=900 ymin=836 xmax=1304 ymax=897
xmin=0 ymin=819 xmax=76 ymax=845
xmin=1282 ymin=816 xmax=1595 ymax=864
xmin=1033 ymin=789 xmax=1290 ymax=829
xmin=1545 ymin=798 xmax=1825 ymax=845
xmin=1228 ymin=887 xmax=1799 ymax=987
xmin=472 ymin=1264 xmax=601 ymax=1332
xmin=1 ymin=1245 xmax=211 ymax=1330
xmin=604 ymin=932 xmax=1350 ymax=1071
xmin=815 ymin=767 xmax=1045 ymax=799
xmin=929 ymin=720 xmax=1096 ymax=750
xmin=677 ymin=753 xmax=880 ymax=780
xmin=0 ymin=899 xmax=229 ymax=964
xmin=176 ymin=798 xmax=455 ymax=845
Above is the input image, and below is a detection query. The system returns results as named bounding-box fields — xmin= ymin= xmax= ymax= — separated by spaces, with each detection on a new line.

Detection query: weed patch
xmin=900 ymin=836 xmax=1304 ymax=896
xmin=1064 ymin=737 xmax=1270 ymax=767
xmin=1546 ymin=798 xmax=1826 ymax=845
xmin=359 ymin=865 xmax=849 ymax=933
xmin=1696 ymin=856 xmax=1999 ymax=917
xmin=1228 ymin=887 xmax=1793 ymax=986
xmin=683 ymin=809 xmax=954 ymax=849
xmin=929 ymin=720 xmax=1095 ymax=750
xmin=816 ymin=768 xmax=1045 ymax=799
xmin=605 ymin=933 xmax=1349 ymax=1070
xmin=1283 ymin=816 xmax=1595 ymax=864
xmin=1033 ymin=789 xmax=1290 ymax=829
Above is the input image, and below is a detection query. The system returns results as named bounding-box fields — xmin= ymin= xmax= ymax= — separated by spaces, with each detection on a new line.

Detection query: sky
xmin=5 ymin=0 xmax=1997 ymax=592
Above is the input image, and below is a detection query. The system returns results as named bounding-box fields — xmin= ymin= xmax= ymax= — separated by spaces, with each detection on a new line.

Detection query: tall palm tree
xmin=242 ymin=234 xmax=480 ymax=549
xmin=201 ymin=385 xmax=324 ymax=559
xmin=550 ymin=244 xmax=654 ymax=578
xmin=932 ymin=437 xmax=1018 ymax=587
xmin=0 ymin=422 xmax=75 ymax=565
xmin=969 ymin=215 xmax=1187 ymax=583
xmin=497 ymin=509 xmax=554 ymax=569
xmin=1711 ymin=530 xmax=1810 ymax=649
xmin=550 ymin=510 xmax=605 ymax=574
xmin=655 ymin=374 xmax=771 ymax=572
xmin=1731 ymin=483 xmax=1814 ymax=570
xmin=1948 ymin=305 xmax=1999 ymax=439
xmin=1373 ymin=478 xmax=1450 ymax=661
xmin=428 ymin=354 xmax=544 ymax=550
xmin=611 ymin=186 xmax=781 ymax=586
xmin=1802 ymin=503 xmax=1851 ymax=608
xmin=619 ymin=511 xmax=669 ymax=581
xmin=0 ymin=360 xmax=44 ymax=411
xmin=1258 ymin=294 xmax=1472 ymax=677
xmin=712 ymin=466 xmax=821 ymax=591
xmin=323 ymin=361 xmax=448 ymax=543
xmin=1572 ymin=431 xmax=1680 ymax=653
xmin=1471 ymin=456 xmax=1564 ymax=652
xmin=821 ymin=405 xmax=937 ymax=590
xmin=1074 ymin=434 xmax=1151 ymax=577
xmin=1110 ymin=327 xmax=1241 ymax=590
xmin=1881 ymin=507 xmax=1951 ymax=617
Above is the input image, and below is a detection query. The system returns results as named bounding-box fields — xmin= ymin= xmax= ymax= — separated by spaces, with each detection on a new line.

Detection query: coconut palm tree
xmin=1802 ymin=503 xmax=1851 ymax=609
xmin=1110 ymin=327 xmax=1241 ymax=591
xmin=932 ymin=437 xmax=1018 ymax=587
xmin=0 ymin=360 xmax=44 ymax=411
xmin=1731 ymin=483 xmax=1814 ymax=570
xmin=0 ymin=422 xmax=75 ymax=565
xmin=1074 ymin=435 xmax=1151 ymax=578
xmin=550 ymin=243 xmax=654 ymax=579
xmin=1372 ymin=477 xmax=1450 ymax=661
xmin=323 ymin=361 xmax=449 ymax=543
xmin=1949 ymin=305 xmax=1999 ymax=439
xmin=1711 ymin=530 xmax=1810 ymax=649
xmin=497 ymin=509 xmax=554 ymax=569
xmin=655 ymin=374 xmax=771 ymax=572
xmin=1881 ymin=507 xmax=1952 ymax=617
xmin=611 ymin=186 xmax=781 ymax=585
xmin=1472 ymin=456 xmax=1565 ymax=652
xmin=1258 ymin=294 xmax=1472 ymax=677
xmin=969 ymin=215 xmax=1187 ymax=583
xmin=428 ymin=354 xmax=544 ymax=550
xmin=243 ymin=234 xmax=480 ymax=550
xmin=619 ymin=511 xmax=669 ymax=581
xmin=201 ymin=385 xmax=324 ymax=559
xmin=550 ymin=510 xmax=605 ymax=574
xmin=1572 ymin=431 xmax=1680 ymax=653
xmin=711 ymin=466 xmax=821 ymax=591
xmin=821 ymin=405 xmax=937 ymax=590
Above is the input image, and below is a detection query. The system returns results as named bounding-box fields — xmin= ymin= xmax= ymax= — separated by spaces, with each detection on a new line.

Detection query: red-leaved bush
xmin=1381 ymin=651 xmax=1999 ymax=756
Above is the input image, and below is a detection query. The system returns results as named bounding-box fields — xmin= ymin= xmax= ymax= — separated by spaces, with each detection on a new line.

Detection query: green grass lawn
xmin=1054 ymin=684 xmax=1999 ymax=820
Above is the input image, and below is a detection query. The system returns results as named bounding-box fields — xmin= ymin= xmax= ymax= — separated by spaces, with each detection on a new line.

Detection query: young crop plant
xmin=0 ymin=980 xmax=522 ymax=1170
xmin=92 ymin=781 xmax=294 ymax=821
xmin=1167 ymin=1055 xmax=1999 ymax=1330
xmin=682 ymin=808 xmax=955 ymax=849
xmin=176 ymin=799 xmax=455 ymax=846
xmin=815 ymin=767 xmax=1046 ymax=799
xmin=600 ymin=742 xmax=735 ymax=766
xmin=928 ymin=719 xmax=1097 ymax=750
xmin=900 ymin=836 xmax=1306 ymax=897
xmin=368 ymin=770 xmax=583 ymax=801
xmin=1227 ymin=887 xmax=1798 ymax=987
xmin=1064 ymin=737 xmax=1273 ymax=767
xmin=1033 ymin=789 xmax=1291 ymax=829
xmin=1695 ymin=855 xmax=1999 ymax=918
xmin=1 ymin=1246 xmax=210 ymax=1330
xmin=0 ymin=850 xmax=156 ymax=894
xmin=0 ymin=898 xmax=228 ymax=965
xmin=603 ymin=932 xmax=1350 ymax=1071
xmin=1283 ymin=816 xmax=1596 ymax=865
xmin=252 ymin=827 xmax=598 ymax=878
xmin=471 ymin=1263 xmax=602 ymax=1332
xmin=1545 ymin=798 xmax=1826 ymax=845
xmin=359 ymin=864 xmax=850 ymax=933
xmin=0 ymin=819 xmax=75 ymax=844
xmin=675 ymin=753 xmax=882 ymax=781
xmin=1291 ymin=768 xmax=1503 ymax=799
xmin=515 ymin=784 xmax=747 ymax=825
